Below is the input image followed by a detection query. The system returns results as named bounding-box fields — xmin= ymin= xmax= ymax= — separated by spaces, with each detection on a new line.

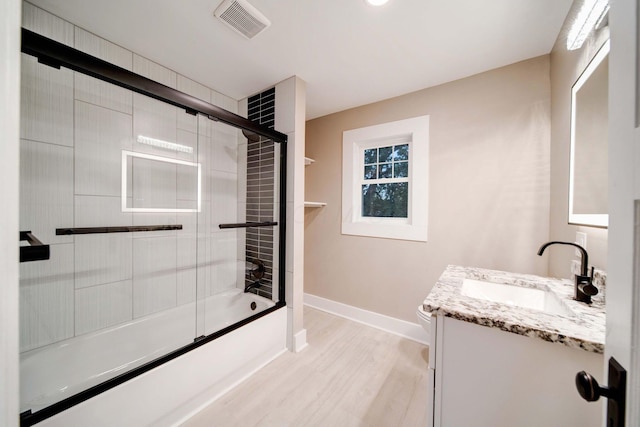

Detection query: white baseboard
xmin=304 ymin=293 xmax=429 ymax=345
xmin=293 ymin=329 xmax=308 ymax=353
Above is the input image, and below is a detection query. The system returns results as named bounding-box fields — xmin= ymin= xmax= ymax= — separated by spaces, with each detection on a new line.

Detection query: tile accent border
xmin=245 ymin=88 xmax=276 ymax=299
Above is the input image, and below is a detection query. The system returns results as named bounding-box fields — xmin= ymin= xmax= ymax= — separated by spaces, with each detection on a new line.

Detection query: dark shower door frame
xmin=19 ymin=28 xmax=288 ymax=427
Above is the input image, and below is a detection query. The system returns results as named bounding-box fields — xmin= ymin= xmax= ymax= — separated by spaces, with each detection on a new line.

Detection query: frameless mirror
xmin=569 ymin=39 xmax=609 ymax=228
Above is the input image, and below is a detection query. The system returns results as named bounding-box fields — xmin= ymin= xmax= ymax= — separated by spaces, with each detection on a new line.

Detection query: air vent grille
xmin=214 ymin=0 xmax=271 ymax=39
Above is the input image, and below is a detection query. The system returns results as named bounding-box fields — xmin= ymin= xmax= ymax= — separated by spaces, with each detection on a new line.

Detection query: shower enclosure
xmin=18 ymin=28 xmax=286 ymax=426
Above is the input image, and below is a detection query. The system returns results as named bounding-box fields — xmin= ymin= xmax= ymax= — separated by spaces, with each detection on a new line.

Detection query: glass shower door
xmin=196 ymin=111 xmax=280 ymax=338
xmin=18 ymin=60 xmax=202 ymax=414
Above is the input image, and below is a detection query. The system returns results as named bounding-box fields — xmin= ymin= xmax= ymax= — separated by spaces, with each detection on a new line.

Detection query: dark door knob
xmin=575 ymin=371 xmax=609 ymax=401
xmin=575 ymin=358 xmax=627 ymax=427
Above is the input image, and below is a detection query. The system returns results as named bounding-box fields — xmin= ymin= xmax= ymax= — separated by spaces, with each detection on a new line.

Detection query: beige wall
xmin=548 ymin=0 xmax=609 ymax=278
xmin=305 ymin=56 xmax=551 ymax=322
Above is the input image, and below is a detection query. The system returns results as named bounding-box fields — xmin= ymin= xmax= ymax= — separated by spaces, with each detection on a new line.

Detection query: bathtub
xmin=20 ymin=289 xmax=286 ymax=426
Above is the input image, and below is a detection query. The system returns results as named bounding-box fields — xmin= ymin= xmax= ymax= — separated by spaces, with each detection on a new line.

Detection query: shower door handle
xmin=20 ymin=231 xmax=50 ymax=262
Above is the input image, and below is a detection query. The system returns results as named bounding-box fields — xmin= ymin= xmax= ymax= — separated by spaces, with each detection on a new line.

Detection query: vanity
xmin=423 ymin=265 xmax=606 ymax=427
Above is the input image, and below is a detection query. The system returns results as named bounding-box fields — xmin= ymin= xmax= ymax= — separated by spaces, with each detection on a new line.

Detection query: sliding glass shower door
xmin=19 ymin=60 xmax=203 ymax=413
xmin=18 ymin=28 xmax=285 ymax=424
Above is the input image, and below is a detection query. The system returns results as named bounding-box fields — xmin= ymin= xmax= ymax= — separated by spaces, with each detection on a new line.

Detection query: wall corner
xmin=275 ymin=76 xmax=307 ymax=351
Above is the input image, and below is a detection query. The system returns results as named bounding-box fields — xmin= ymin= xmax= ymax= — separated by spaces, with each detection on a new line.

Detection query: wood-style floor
xmin=182 ymin=306 xmax=429 ymax=427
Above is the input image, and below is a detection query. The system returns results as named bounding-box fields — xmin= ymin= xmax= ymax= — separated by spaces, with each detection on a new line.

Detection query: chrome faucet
xmin=537 ymin=241 xmax=599 ymax=304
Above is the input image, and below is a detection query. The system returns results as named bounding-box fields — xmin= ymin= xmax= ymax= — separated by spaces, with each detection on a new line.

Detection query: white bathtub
xmin=20 ymin=289 xmax=285 ymax=425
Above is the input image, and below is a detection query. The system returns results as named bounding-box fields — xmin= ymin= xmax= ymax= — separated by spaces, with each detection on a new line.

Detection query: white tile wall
xmin=74 ymin=195 xmax=132 ymax=227
xmin=198 ymin=112 xmax=213 ymax=138
xmin=133 ymin=236 xmax=177 ymax=318
xmin=175 ymin=130 xmax=200 ymax=209
xmin=19 ymin=139 xmax=73 ymax=245
xmin=22 ymin=2 xmax=73 ymax=46
xmin=75 ymin=100 xmax=132 ymax=196
xmin=19 ymin=243 xmax=74 ymax=352
xmin=75 ymin=234 xmax=133 ymax=289
xmin=132 ymin=212 xmax=178 ymax=238
xmin=20 ymin=55 xmax=74 ymax=146
xmin=197 ymin=201 xmax=213 ymax=302
xmin=211 ymin=122 xmax=240 ymax=173
xmin=212 ymin=90 xmax=238 ymax=113
xmin=176 ymin=201 xmax=199 ymax=305
xmin=177 ymin=269 xmax=197 ymax=306
xmin=210 ymin=230 xmax=240 ymax=296
xmin=74 ymin=195 xmax=134 ymax=289
xmin=75 ymin=280 xmax=133 ymax=335
xmin=177 ymin=110 xmax=198 ymax=135
xmin=75 ymin=70 xmax=135 ymax=115
xmin=20 ymin=3 xmax=247 ymax=353
xmin=178 ymin=75 xmax=210 ymax=102
xmin=236 ymin=130 xmax=248 ymax=289
xmin=197 ymin=132 xmax=213 ymax=203
xmin=21 ymin=3 xmax=75 ymax=147
xmin=74 ymin=27 xmax=132 ymax=69
xmin=132 ymin=156 xmax=178 ymax=210
xmin=133 ymin=54 xmax=176 ymax=88
xmin=211 ymin=170 xmax=239 ymax=227
xmin=133 ymin=94 xmax=178 ymax=155
xmin=75 ymin=69 xmax=133 ymax=114
xmin=177 ymin=76 xmax=209 ymax=134
xmin=176 ymin=129 xmax=198 ymax=162
xmin=74 ymin=28 xmax=133 ymax=114
xmin=237 ymin=141 xmax=248 ymax=207
xmin=177 ymin=164 xmax=199 ymax=206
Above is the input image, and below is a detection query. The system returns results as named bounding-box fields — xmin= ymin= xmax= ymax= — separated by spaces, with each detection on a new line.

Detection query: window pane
xmin=393 ymin=144 xmax=409 ymax=161
xmin=364 ymin=165 xmax=377 ymax=180
xmin=394 ymin=161 xmax=408 ymax=178
xmin=378 ymin=163 xmax=392 ymax=178
xmin=378 ymin=146 xmax=393 ymax=163
xmin=364 ymin=148 xmax=377 ymax=164
xmin=361 ymin=183 xmax=408 ymax=218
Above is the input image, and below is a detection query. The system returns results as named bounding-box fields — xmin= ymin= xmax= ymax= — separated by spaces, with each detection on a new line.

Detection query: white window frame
xmin=342 ymin=116 xmax=429 ymax=241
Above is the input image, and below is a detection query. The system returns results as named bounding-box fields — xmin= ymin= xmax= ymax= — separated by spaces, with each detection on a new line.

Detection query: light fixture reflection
xmin=136 ymin=135 xmax=193 ymax=154
xmin=366 ymin=0 xmax=389 ymax=6
xmin=567 ymin=0 xmax=609 ymax=51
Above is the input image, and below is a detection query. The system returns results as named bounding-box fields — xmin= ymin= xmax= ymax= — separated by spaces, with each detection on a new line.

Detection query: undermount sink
xmin=461 ymin=278 xmax=574 ymax=317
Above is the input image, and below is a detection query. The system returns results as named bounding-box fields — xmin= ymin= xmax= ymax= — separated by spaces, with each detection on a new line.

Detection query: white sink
xmin=460 ymin=279 xmax=573 ymax=317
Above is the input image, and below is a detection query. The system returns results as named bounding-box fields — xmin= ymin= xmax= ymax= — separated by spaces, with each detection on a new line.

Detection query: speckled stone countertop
xmin=423 ymin=265 xmax=606 ymax=354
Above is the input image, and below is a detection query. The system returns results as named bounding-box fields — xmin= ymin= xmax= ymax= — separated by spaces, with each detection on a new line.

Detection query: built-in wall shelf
xmin=304 ymin=156 xmax=325 ymax=208
xmin=304 ymin=201 xmax=326 ymax=208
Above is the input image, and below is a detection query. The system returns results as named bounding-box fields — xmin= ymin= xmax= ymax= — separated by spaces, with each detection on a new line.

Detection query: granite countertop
xmin=423 ymin=265 xmax=606 ymax=353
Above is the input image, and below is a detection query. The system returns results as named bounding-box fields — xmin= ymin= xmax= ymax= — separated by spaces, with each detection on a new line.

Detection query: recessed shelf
xmin=304 ymin=157 xmax=322 ymax=208
xmin=304 ymin=201 xmax=326 ymax=208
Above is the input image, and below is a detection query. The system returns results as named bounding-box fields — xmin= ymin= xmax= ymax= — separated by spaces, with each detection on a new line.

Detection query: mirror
xmin=569 ymin=39 xmax=610 ymax=228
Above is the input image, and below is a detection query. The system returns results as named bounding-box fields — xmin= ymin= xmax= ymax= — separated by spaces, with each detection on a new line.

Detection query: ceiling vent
xmin=214 ymin=0 xmax=271 ymax=40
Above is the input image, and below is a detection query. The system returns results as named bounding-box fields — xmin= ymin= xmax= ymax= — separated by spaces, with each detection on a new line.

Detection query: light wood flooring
xmin=182 ymin=306 xmax=429 ymax=427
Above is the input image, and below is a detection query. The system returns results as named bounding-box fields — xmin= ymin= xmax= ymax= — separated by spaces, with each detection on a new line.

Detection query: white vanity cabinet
xmin=427 ymin=313 xmax=604 ymax=427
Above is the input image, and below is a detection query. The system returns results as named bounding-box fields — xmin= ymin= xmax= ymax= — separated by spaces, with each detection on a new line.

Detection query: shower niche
xmin=18 ymin=27 xmax=287 ymax=425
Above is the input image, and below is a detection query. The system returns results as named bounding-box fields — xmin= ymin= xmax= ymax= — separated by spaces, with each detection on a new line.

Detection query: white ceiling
xmin=29 ymin=0 xmax=573 ymax=120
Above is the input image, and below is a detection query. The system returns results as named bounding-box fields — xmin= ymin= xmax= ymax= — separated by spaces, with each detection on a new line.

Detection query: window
xmin=342 ymin=116 xmax=429 ymax=241
xmin=362 ymin=143 xmax=409 ymax=218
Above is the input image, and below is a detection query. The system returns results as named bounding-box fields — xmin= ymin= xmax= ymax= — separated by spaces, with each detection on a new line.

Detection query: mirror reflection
xmin=569 ymin=39 xmax=609 ymax=228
